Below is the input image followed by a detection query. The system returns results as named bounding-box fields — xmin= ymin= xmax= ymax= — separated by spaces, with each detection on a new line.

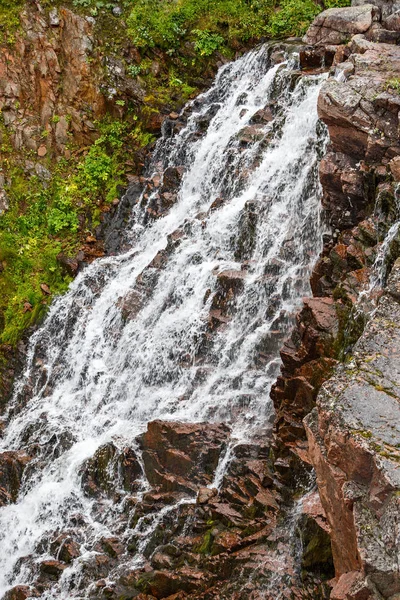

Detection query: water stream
xmin=0 ymin=45 xmax=328 ymax=597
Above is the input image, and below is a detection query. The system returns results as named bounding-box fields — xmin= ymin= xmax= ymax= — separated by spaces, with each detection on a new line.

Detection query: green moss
xmin=333 ymin=303 xmax=368 ymax=362
xmin=352 ymin=429 xmax=373 ymax=439
xmin=385 ymin=77 xmax=400 ymax=94
xmin=195 ymin=530 xmax=214 ymax=555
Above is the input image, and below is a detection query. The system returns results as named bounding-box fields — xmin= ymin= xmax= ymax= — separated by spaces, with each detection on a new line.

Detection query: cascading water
xmin=0 ymin=45 xmax=328 ymax=598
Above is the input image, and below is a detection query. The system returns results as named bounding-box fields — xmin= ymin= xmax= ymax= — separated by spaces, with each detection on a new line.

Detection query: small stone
xmin=23 ymin=302 xmax=33 ymax=313
xmin=112 ymin=5 xmax=122 ymax=16
xmin=49 ymin=8 xmax=60 ymax=26
xmin=0 ymin=189 xmax=9 ymax=215
xmin=40 ymin=283 xmax=51 ymax=295
xmin=37 ymin=145 xmax=47 ymax=158
xmin=35 ymin=164 xmax=51 ymax=182
xmin=197 ymin=487 xmax=217 ymax=504
xmin=169 ymin=112 xmax=179 ymax=120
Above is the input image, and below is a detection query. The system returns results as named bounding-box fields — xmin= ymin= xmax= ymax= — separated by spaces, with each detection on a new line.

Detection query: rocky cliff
xmin=273 ymin=1 xmax=400 ymax=598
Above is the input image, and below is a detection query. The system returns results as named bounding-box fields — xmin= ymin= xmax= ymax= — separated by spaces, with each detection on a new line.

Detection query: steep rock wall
xmin=273 ymin=2 xmax=400 ymax=597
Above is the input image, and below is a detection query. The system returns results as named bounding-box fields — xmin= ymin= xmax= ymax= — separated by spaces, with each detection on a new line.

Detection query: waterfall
xmin=0 ymin=45 xmax=328 ymax=597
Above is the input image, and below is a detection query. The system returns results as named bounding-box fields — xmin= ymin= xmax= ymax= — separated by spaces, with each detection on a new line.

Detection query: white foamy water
xmin=0 ymin=46 xmax=327 ymax=597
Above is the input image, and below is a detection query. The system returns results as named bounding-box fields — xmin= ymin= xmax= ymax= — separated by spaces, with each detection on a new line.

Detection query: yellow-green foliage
xmin=0 ymin=0 xmax=23 ymax=44
xmin=385 ymin=77 xmax=400 ymax=94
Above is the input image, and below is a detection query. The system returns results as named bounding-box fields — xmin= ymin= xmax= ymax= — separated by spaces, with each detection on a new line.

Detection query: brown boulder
xmin=3 ymin=587 xmax=34 ymax=600
xmin=197 ymin=487 xmax=218 ymax=504
xmin=330 ymin=571 xmax=371 ymax=600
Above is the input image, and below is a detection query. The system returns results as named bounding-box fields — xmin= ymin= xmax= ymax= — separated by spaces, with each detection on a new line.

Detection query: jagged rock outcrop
xmin=0 ymin=4 xmax=106 ymax=156
xmin=272 ymin=2 xmax=400 ymax=597
xmin=274 ymin=1 xmax=400 ymax=458
xmin=304 ymin=5 xmax=380 ymax=46
xmin=305 ymin=259 xmax=400 ymax=599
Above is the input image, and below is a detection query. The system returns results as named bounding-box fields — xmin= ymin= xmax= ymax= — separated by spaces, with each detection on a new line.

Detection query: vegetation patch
xmin=0 ymin=112 xmax=153 ymax=344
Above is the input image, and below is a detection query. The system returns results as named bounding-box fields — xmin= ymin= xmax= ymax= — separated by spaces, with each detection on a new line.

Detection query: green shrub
xmin=267 ymin=0 xmax=320 ymax=38
xmin=126 ymin=0 xmax=276 ymax=51
xmin=324 ymin=0 xmax=351 ymax=7
xmin=193 ymin=29 xmax=224 ymax=56
xmin=385 ymin=77 xmax=400 ymax=94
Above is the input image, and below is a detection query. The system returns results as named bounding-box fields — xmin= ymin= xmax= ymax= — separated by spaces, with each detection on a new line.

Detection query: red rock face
xmin=0 ymin=5 xmax=106 ymax=156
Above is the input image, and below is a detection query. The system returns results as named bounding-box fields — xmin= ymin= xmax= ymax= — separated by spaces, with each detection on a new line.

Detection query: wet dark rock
xmin=50 ymin=533 xmax=80 ymax=563
xmin=0 ymin=451 xmax=31 ymax=506
xmin=100 ymin=537 xmax=125 ymax=558
xmin=80 ymin=443 xmax=142 ymax=499
xmin=249 ymin=106 xmax=274 ymax=124
xmin=39 ymin=559 xmax=68 ymax=581
xmin=160 ymin=166 xmax=185 ymax=193
xmin=3 ymin=587 xmax=32 ymax=600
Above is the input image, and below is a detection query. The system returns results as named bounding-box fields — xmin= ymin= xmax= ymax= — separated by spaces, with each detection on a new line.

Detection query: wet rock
xmin=237 ymin=124 xmax=265 ymax=144
xmin=3 ymin=586 xmax=33 ymax=600
xmin=216 ymin=270 xmax=247 ymax=294
xmin=118 ymin=289 xmax=147 ymax=320
xmin=139 ymin=421 xmax=230 ymax=495
xmin=39 ymin=559 xmax=68 ymax=580
xmin=304 ymin=5 xmax=378 ymax=46
xmin=0 ymin=451 xmax=30 ymax=506
xmin=80 ymin=443 xmax=142 ymax=499
xmin=100 ymin=537 xmax=125 ymax=558
xmin=160 ymin=166 xmax=185 ymax=193
xmin=50 ymin=533 xmax=80 ymax=563
xmin=250 ymin=106 xmax=274 ymax=124
xmin=57 ymin=252 xmax=83 ymax=277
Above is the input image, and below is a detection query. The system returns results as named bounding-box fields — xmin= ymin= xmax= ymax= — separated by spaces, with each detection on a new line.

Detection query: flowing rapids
xmin=0 ymin=45 xmax=328 ymax=597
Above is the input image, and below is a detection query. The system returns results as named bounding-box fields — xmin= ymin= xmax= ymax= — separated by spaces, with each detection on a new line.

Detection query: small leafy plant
xmin=193 ymin=29 xmax=224 ymax=56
